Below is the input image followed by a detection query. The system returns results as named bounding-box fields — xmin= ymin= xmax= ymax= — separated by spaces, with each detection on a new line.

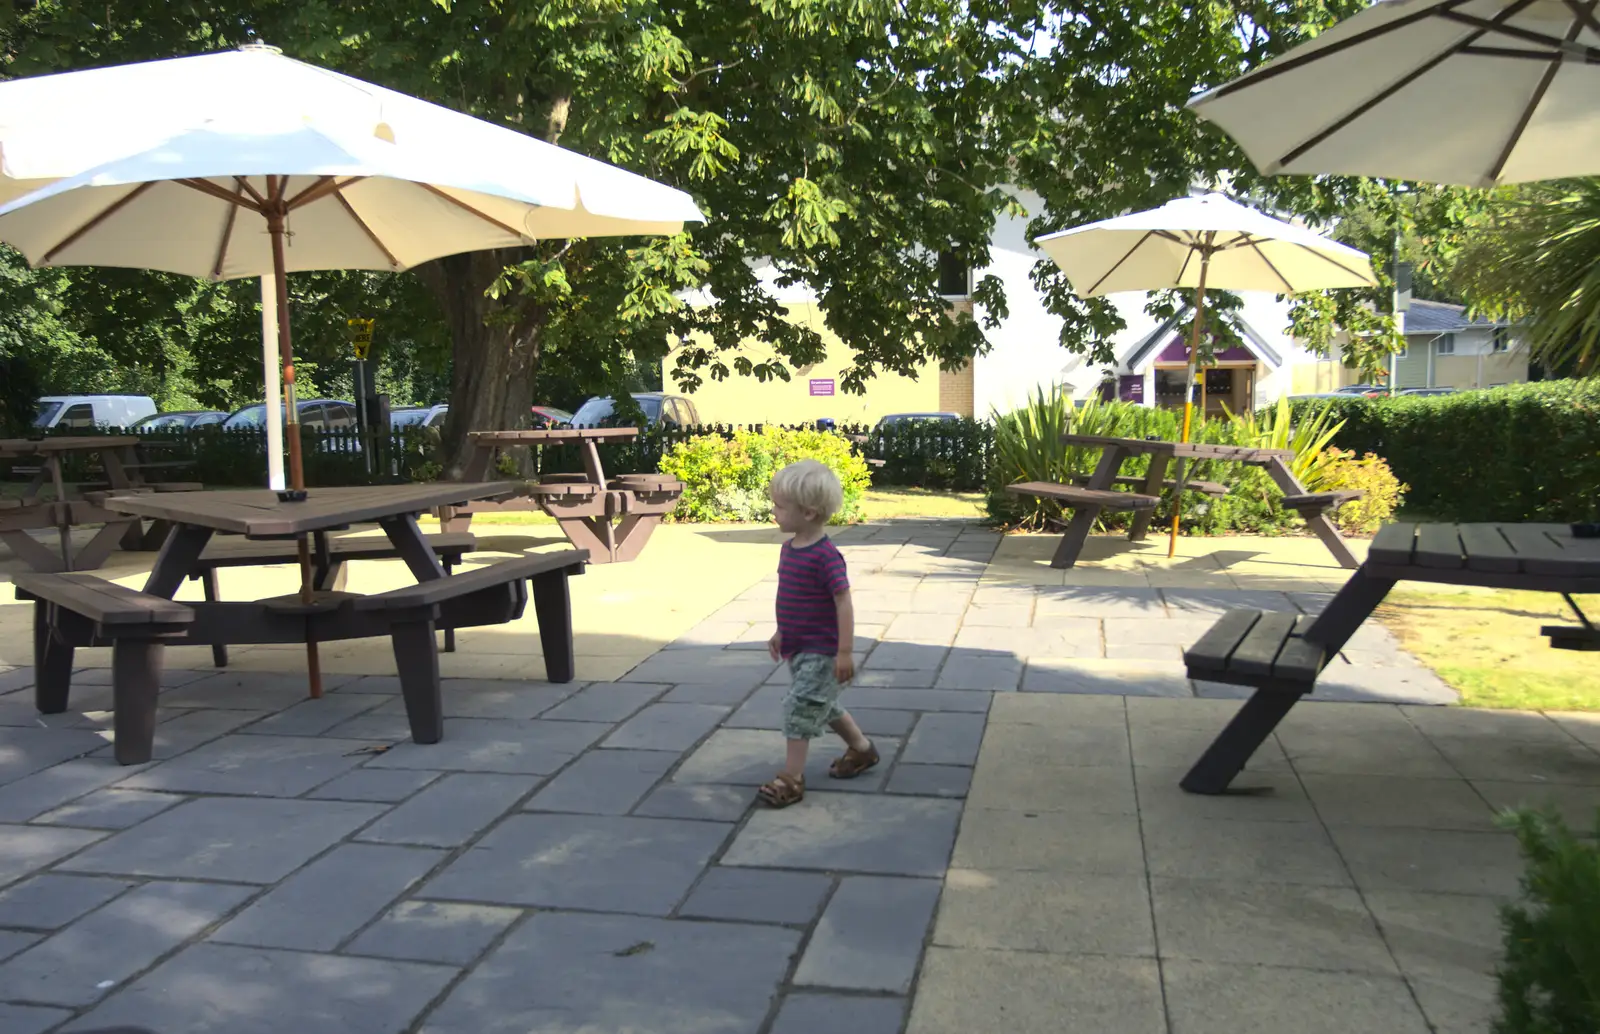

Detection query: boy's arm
xmin=834 ymin=589 xmax=855 ymax=682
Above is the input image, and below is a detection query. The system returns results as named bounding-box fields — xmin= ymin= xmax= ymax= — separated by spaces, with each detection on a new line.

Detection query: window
xmin=1491 ymin=327 xmax=1509 ymax=353
xmin=60 ymin=403 xmax=96 ymax=429
xmin=1435 ymin=334 xmax=1455 ymax=356
xmin=937 ymin=253 xmax=970 ymax=297
xmin=324 ymin=404 xmax=357 ymax=429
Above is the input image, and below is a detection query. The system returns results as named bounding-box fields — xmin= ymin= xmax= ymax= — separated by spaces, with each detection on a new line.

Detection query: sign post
xmin=347 ymin=318 xmax=376 ymax=473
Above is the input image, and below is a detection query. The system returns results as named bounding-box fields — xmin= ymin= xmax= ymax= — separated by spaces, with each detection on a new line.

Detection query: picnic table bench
xmin=1007 ymin=434 xmax=1363 ymax=570
xmin=1178 ymin=521 xmax=1600 ymax=794
xmin=446 ymin=428 xmax=684 ymax=564
xmin=17 ymin=485 xmax=587 ymax=764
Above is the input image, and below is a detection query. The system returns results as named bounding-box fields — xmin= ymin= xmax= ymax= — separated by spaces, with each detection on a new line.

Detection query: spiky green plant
xmin=1224 ymin=395 xmax=1346 ymax=489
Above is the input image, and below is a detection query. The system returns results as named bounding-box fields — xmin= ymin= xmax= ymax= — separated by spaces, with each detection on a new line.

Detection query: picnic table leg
xmin=612 ymin=514 xmax=664 ymax=562
xmin=1264 ymin=457 xmax=1359 ymax=569
xmin=1 ymin=529 xmax=68 ymax=572
xmin=552 ymin=515 xmax=615 ymax=564
xmin=580 ymin=441 xmax=608 ymax=491
xmin=441 ymin=556 xmax=457 ymax=653
xmin=1180 ymin=689 xmax=1306 ymax=795
xmin=199 ymin=568 xmax=229 ymax=668
xmin=1128 ymin=453 xmax=1170 ymax=541
xmin=461 ymin=443 xmax=496 ymax=482
xmin=1303 ymin=567 xmax=1397 ymax=656
xmin=143 ymin=524 xmax=215 ymax=598
xmin=378 ymin=514 xmax=447 ymax=581
xmin=47 ymin=458 xmax=73 ymax=570
xmin=1050 ymin=445 xmax=1124 ymax=569
xmin=33 ymin=601 xmax=74 ymax=713
xmin=530 ymin=570 xmax=576 ymax=682
xmin=110 ymin=638 xmax=163 ymax=765
xmin=389 ymin=617 xmax=443 ymax=743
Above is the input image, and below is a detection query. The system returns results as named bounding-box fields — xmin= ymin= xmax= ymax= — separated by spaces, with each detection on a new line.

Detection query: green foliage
xmin=864 ymin=419 xmax=994 ymax=491
xmin=1493 ymin=808 xmax=1600 ymax=1034
xmin=659 ymin=427 xmax=870 ymax=524
xmin=1224 ymin=395 xmax=1344 ymax=489
xmin=1453 ymin=179 xmax=1600 ymax=378
xmin=1315 ymin=448 xmax=1407 ymax=534
xmin=1296 ymin=382 xmax=1600 ymax=522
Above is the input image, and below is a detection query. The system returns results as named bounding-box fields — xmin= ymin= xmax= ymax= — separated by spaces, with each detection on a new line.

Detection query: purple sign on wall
xmin=809 ymin=379 xmax=835 ymax=396
xmin=1118 ymin=375 xmax=1145 ymax=403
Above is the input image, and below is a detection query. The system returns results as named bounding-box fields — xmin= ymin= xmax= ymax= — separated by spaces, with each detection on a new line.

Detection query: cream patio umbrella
xmin=1186 ymin=0 xmax=1600 ymax=188
xmin=1034 ymin=193 xmax=1378 ymax=554
xmin=0 ymin=90 xmax=703 ymax=696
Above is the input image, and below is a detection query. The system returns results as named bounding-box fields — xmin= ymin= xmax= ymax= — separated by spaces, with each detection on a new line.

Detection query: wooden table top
xmin=1368 ymin=521 xmax=1600 ymax=580
xmin=469 ymin=428 xmax=639 ymax=444
xmin=0 ymin=435 xmax=140 ymax=457
xmin=1060 ymin=434 xmax=1294 ymax=462
xmin=103 ymin=484 xmax=513 ymax=537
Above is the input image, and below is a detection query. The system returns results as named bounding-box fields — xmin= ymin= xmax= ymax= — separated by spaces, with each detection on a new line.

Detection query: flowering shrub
xmin=1314 ymin=448 xmax=1408 ymax=534
xmin=660 ymin=427 xmax=871 ymax=524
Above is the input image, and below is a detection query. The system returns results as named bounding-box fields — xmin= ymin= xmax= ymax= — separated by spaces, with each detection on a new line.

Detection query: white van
xmin=34 ymin=395 xmax=158 ymax=430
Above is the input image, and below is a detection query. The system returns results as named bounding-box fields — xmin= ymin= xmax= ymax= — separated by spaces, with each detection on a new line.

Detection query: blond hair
xmin=770 ymin=459 xmax=843 ymax=520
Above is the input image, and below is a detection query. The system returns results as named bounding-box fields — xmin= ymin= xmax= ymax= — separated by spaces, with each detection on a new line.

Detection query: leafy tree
xmin=1451 ymin=179 xmax=1600 ymax=378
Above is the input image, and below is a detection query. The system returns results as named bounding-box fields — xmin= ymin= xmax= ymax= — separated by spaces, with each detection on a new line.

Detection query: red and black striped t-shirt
xmin=775 ymin=536 xmax=850 ymax=658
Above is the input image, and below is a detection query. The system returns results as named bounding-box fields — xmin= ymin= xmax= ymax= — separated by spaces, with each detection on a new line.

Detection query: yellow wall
xmin=1290 ymin=359 xmax=1368 ymax=394
xmin=1431 ymin=353 xmax=1530 ymax=389
xmin=668 ymin=303 xmax=943 ymax=425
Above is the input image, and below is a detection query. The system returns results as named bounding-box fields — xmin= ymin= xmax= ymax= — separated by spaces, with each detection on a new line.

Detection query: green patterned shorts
xmin=782 ymin=652 xmax=846 ymax=740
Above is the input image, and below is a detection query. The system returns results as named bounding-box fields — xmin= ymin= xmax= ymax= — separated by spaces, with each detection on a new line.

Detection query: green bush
xmin=1316 ymin=448 xmax=1408 ymax=534
xmin=1292 ymin=380 xmax=1600 ymax=522
xmin=1493 ymin=808 xmax=1600 ymax=1034
xmin=659 ymin=426 xmax=872 ymax=524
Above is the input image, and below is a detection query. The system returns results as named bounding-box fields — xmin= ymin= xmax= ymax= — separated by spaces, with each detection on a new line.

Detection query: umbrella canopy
xmin=0 ymin=116 xmax=701 ymax=277
xmin=1034 ymin=193 xmax=1378 ymax=298
xmin=1186 ymin=0 xmax=1600 ymax=188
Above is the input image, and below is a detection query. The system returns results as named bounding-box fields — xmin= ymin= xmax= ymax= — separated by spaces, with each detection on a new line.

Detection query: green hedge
xmin=1291 ymin=380 xmax=1600 ymax=522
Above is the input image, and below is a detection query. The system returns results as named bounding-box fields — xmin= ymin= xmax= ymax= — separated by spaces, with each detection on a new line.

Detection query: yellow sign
xmin=347 ymin=318 xmax=376 ymax=360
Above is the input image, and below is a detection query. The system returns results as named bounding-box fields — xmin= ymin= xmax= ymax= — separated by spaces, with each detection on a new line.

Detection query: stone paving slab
xmin=0 ymin=522 xmax=1575 ymax=1033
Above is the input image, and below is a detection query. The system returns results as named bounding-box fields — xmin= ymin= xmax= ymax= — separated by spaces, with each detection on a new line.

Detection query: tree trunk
xmin=416 ymin=249 xmax=545 ymax=479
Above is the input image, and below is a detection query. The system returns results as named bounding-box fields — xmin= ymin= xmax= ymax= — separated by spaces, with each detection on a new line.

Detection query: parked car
xmin=34 ymin=394 xmax=157 ymax=430
xmin=570 ymin=392 xmax=701 ymax=428
xmin=530 ymin=406 xmax=573 ymax=429
xmin=390 ymin=404 xmax=448 ymax=429
xmin=130 ymin=409 xmax=227 ymax=431
xmin=221 ymin=399 xmax=358 ymax=431
xmin=873 ymin=412 xmax=961 ymax=432
xmin=1333 ymin=384 xmax=1387 ymax=395
xmin=1397 ymin=387 xmax=1458 ymax=397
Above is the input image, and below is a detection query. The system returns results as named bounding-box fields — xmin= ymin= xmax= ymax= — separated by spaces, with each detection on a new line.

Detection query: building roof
xmin=1120 ymin=307 xmax=1282 ymax=371
xmin=1404 ymin=298 xmax=1511 ymax=334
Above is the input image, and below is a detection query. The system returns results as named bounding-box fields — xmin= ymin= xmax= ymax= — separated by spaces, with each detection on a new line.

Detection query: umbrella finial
xmin=238 ymin=41 xmax=284 ymax=55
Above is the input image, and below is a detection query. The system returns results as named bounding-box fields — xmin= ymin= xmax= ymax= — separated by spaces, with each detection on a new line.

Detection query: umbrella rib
xmin=1460 ymin=44 xmax=1561 ymax=58
xmin=177 ymin=177 xmax=265 ymax=211
xmin=235 ymin=177 xmax=269 ymax=209
xmin=417 ymin=182 xmax=528 ymax=239
xmin=286 ymin=176 xmax=366 ymax=211
xmin=211 ymin=181 xmax=244 ymax=280
xmin=333 ymin=189 xmax=401 ymax=270
xmin=1488 ymin=0 xmax=1596 ymax=183
xmin=42 ymin=181 xmax=156 ymax=263
xmin=1439 ymin=7 xmax=1600 ymax=56
xmin=1241 ymin=237 xmax=1296 ymax=294
xmin=1085 ymin=230 xmax=1158 ymax=296
xmin=1203 ymin=0 xmax=1472 ymax=99
xmin=1281 ymin=240 xmax=1375 ymax=284
xmin=1276 ymin=2 xmax=1530 ymax=169
xmin=1569 ymin=0 xmax=1600 ymax=36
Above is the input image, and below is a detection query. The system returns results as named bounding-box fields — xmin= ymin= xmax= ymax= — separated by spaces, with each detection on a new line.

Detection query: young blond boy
xmin=758 ymin=459 xmax=877 ymax=808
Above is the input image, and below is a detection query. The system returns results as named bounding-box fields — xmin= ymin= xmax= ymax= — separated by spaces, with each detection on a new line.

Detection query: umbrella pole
xmin=267 ymin=197 xmax=323 ymax=700
xmin=1168 ymin=252 xmax=1210 ymax=558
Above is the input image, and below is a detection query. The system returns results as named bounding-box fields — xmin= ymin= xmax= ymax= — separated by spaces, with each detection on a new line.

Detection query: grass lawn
xmin=857 ymin=487 xmax=985 ymax=520
xmin=1379 ymin=588 xmax=1600 ymax=712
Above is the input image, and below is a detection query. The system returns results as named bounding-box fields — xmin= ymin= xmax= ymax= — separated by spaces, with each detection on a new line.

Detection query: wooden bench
xmin=187 ymin=531 xmax=478 ymax=666
xmin=352 ymin=550 xmax=587 ymax=744
xmin=1069 ymin=474 xmax=1227 ymax=496
xmin=13 ymin=571 xmax=195 ymax=765
xmin=1280 ymin=490 xmax=1364 ymax=518
xmin=1180 ymin=607 xmax=1332 ymax=794
xmin=1006 ymin=481 xmax=1161 ymax=569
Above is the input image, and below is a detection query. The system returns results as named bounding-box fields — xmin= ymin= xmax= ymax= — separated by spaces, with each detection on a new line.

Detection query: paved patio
xmin=0 ymin=520 xmax=1595 ymax=1033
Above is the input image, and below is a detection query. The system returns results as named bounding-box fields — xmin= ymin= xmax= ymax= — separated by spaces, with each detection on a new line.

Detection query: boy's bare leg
xmin=829 ymin=713 xmax=872 ymax=753
xmin=784 ymin=738 xmax=811 ymax=780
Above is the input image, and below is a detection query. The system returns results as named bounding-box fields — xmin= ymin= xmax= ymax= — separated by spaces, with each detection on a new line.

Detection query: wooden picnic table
xmin=16 ymin=484 xmax=587 ymax=764
xmin=0 ymin=435 xmax=146 ymax=572
xmin=447 ymin=427 xmax=683 ymax=564
xmin=1180 ymin=521 xmax=1599 ymax=794
xmin=1009 ymin=434 xmax=1359 ymax=570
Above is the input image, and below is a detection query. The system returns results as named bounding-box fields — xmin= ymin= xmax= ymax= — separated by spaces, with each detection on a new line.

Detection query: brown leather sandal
xmin=757 ymin=772 xmax=805 ymax=808
xmin=829 ymin=742 xmax=880 ymax=779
